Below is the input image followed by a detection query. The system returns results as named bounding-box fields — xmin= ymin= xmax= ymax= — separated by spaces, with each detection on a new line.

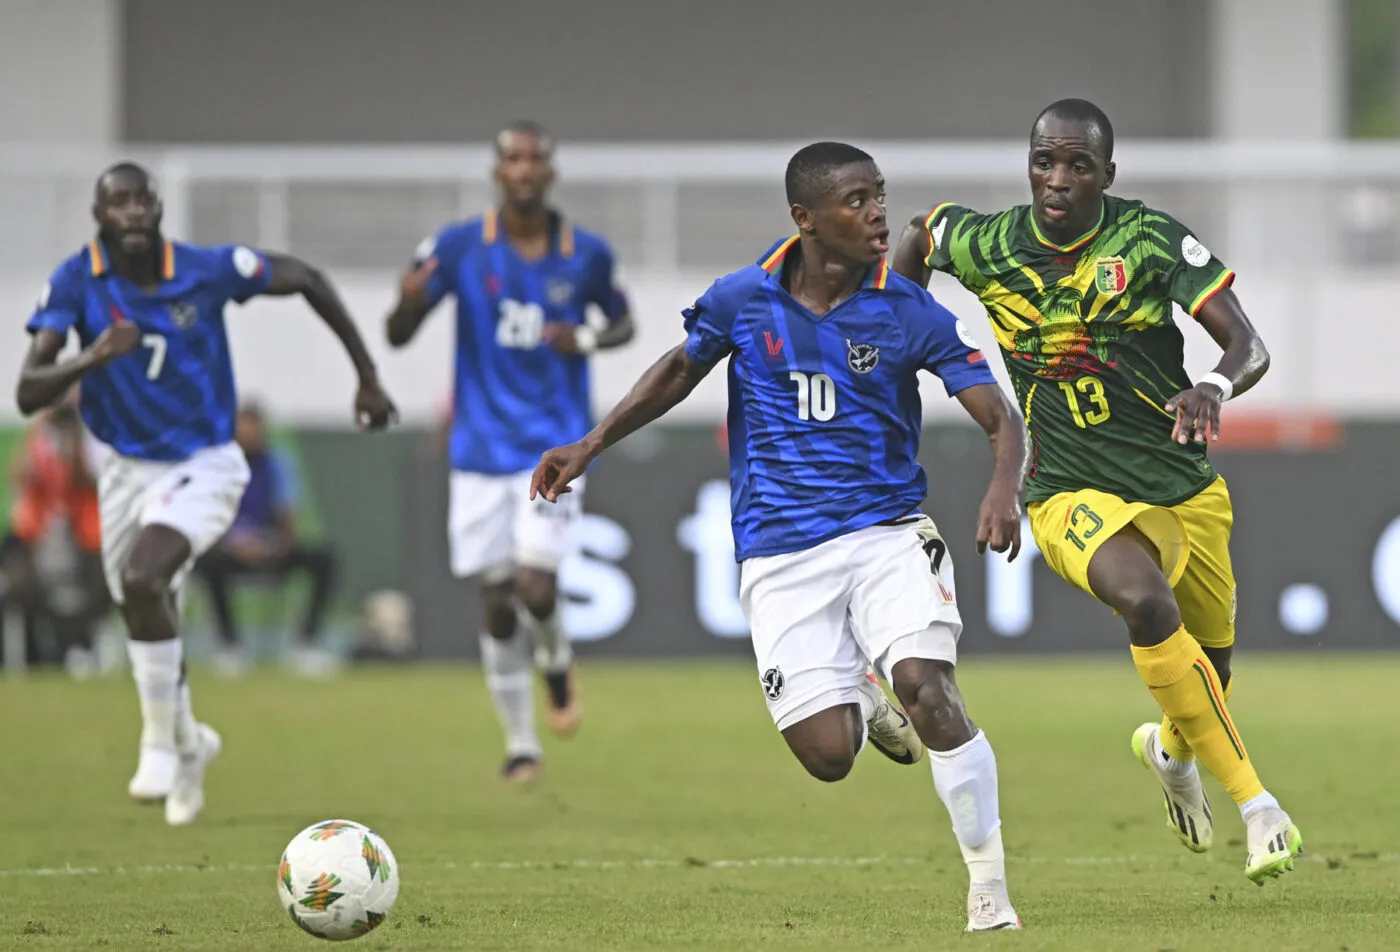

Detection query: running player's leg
xmin=112 ymin=444 xmax=246 ymax=825
xmin=850 ymin=517 xmax=1018 ymax=932
xmin=741 ymin=537 xmax=870 ymax=783
xmin=512 ymin=473 xmax=584 ymax=737
xmin=1082 ymin=522 xmax=1301 ymax=883
xmin=1157 ymin=477 xmax=1238 ymax=762
xmin=449 ymin=471 xmax=541 ymax=781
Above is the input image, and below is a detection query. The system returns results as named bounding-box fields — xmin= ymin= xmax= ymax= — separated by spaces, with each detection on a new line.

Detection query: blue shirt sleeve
xmin=682 ymin=277 xmax=739 ymax=365
xmin=214 ymin=245 xmax=274 ymax=304
xmin=411 ymin=226 xmax=460 ymax=312
xmin=583 ymin=242 xmax=629 ymax=323
xmin=26 ymin=261 xmax=83 ymax=338
xmin=906 ymin=292 xmax=997 ymax=396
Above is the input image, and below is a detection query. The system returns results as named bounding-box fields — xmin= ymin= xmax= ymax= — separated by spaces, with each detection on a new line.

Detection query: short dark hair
xmin=784 ymin=141 xmax=875 ymax=207
xmin=1032 ymin=99 xmax=1115 ymax=161
xmin=494 ymin=120 xmax=554 ymax=157
xmin=94 ymin=161 xmax=156 ymax=201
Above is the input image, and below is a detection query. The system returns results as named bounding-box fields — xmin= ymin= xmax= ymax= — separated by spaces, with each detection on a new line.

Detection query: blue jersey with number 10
xmin=26 ymin=240 xmax=272 ymax=462
xmin=415 ymin=209 xmax=629 ymax=475
xmin=683 ymin=236 xmax=997 ymax=561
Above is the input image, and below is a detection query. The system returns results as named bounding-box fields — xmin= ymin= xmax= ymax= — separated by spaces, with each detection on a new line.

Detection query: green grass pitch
xmin=1 ymin=654 xmax=1398 ymax=950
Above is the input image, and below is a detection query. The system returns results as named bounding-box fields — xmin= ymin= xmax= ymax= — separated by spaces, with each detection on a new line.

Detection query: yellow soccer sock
xmin=1132 ymin=629 xmax=1263 ymax=804
xmin=1158 ymin=677 xmax=1234 ymax=762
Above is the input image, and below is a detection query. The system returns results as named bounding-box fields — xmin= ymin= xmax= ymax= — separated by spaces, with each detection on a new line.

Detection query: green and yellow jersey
xmin=923 ymin=195 xmax=1235 ymax=507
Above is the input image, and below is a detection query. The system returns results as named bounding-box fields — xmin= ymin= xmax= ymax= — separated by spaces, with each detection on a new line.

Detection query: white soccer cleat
xmin=966 ymin=880 xmax=1021 ymax=932
xmin=165 ymin=723 xmax=221 ymax=826
xmin=1131 ymin=721 xmax=1214 ymax=853
xmin=128 ymin=745 xmax=178 ymax=802
xmin=862 ymin=674 xmax=924 ymax=765
xmin=1243 ymin=807 xmax=1303 ymax=885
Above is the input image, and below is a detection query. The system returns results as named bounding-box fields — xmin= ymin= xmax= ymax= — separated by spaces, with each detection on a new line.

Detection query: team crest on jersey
xmin=168 ymin=301 xmax=198 ymax=328
xmin=1093 ymin=256 xmax=1128 ymax=296
xmin=547 ymin=277 xmax=574 ymax=306
xmin=846 ymin=339 xmax=879 ymax=374
xmin=760 ymin=667 xmax=785 ymax=700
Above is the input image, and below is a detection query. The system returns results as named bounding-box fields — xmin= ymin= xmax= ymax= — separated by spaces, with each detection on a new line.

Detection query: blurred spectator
xmin=0 ymin=390 xmax=110 ymax=677
xmin=193 ymin=402 xmax=339 ymax=678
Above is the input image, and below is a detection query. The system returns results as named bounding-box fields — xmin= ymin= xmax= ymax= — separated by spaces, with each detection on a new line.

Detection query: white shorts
xmin=448 ymin=470 xmax=585 ymax=580
xmin=740 ymin=515 xmax=963 ymax=731
xmin=98 ymin=442 xmax=250 ymax=603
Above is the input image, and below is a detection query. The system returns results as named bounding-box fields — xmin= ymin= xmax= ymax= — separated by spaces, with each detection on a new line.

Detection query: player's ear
xmin=1103 ymin=161 xmax=1116 ymax=191
xmin=791 ymin=203 xmax=814 ymax=235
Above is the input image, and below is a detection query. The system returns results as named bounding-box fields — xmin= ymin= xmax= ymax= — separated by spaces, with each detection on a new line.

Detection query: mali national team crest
xmin=1094 ymin=256 xmax=1128 ymax=296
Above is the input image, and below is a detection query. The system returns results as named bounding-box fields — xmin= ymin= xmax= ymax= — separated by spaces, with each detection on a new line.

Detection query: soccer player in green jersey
xmin=892 ymin=99 xmax=1303 ymax=885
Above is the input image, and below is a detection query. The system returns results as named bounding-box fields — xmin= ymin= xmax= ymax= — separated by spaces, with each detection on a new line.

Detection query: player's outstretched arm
xmin=955 ymin=382 xmax=1028 ymax=561
xmin=892 ymin=212 xmax=935 ymax=288
xmin=15 ymin=325 xmax=138 ymax=416
xmin=1163 ymin=288 xmax=1270 ymax=445
xmin=530 ymin=343 xmax=715 ymax=503
xmin=260 ymin=253 xmax=397 ymax=431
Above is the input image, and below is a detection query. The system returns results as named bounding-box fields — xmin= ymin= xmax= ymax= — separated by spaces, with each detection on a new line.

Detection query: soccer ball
xmin=277 ymin=819 xmax=399 ymax=941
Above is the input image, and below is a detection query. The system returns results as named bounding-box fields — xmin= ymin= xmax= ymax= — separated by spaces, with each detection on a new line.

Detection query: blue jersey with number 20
xmin=683 ymin=237 xmax=996 ymax=561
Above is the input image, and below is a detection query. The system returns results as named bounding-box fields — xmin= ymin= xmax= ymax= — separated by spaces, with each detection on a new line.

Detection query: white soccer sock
xmin=128 ymin=638 xmax=182 ymax=751
xmin=519 ymin=604 xmax=572 ymax=673
xmin=175 ymin=677 xmax=199 ymax=753
xmin=1240 ymin=790 xmax=1280 ymax=820
xmin=929 ymin=730 xmax=1007 ymax=885
xmin=480 ymin=632 xmax=542 ymax=759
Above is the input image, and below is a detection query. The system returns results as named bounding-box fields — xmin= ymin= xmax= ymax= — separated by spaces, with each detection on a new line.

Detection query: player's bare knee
xmin=893 ymin=660 xmax=975 ymax=752
xmin=1201 ymin=645 xmax=1232 ymax=688
xmin=1120 ymin=587 xmax=1182 ymax=646
xmin=479 ymin=581 xmax=517 ymax=640
xmin=513 ymin=568 xmax=556 ymax=618
xmin=118 ymin=559 xmax=171 ymax=609
xmin=782 ymin=705 xmax=861 ymax=782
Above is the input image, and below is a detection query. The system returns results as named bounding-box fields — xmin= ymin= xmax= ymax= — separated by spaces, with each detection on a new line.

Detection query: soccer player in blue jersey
xmin=15 ymin=163 xmax=397 ymax=826
xmin=385 ymin=121 xmax=634 ymax=783
xmin=532 ymin=142 xmax=1028 ymax=931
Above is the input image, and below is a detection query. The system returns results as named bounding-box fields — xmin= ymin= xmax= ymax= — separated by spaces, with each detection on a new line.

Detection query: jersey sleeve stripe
xmin=923 ymin=202 xmax=955 ymax=232
xmin=759 ymin=235 xmax=799 ymax=273
xmin=1188 ymin=270 xmax=1235 ymax=317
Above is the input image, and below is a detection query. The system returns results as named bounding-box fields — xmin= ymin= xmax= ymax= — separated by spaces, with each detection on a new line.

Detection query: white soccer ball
xmin=277 ymin=819 xmax=399 ymax=941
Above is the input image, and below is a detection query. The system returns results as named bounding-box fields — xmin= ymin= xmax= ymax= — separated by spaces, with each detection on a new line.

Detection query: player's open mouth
xmin=1040 ymin=203 xmax=1069 ymax=221
xmin=870 ymin=231 xmax=890 ymax=253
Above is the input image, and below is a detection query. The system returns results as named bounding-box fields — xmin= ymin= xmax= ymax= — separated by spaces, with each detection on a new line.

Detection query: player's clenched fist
xmin=530 ymin=441 xmax=592 ymax=503
xmin=354 ymin=377 xmax=399 ymax=431
xmin=90 ymin=320 xmax=141 ymax=364
xmin=398 ymin=257 xmax=437 ymax=307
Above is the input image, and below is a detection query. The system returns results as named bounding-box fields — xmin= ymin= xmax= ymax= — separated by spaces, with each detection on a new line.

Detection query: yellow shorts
xmin=1026 ymin=476 xmax=1237 ymax=649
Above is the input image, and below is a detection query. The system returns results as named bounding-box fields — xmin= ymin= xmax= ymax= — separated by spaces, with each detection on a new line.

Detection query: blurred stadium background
xmin=4 ymin=3 xmax=1400 ymax=947
xmin=5 ymin=0 xmax=1399 ymax=668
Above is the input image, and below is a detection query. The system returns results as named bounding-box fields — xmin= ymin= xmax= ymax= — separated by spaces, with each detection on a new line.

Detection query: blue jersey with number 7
xmin=682 ymin=236 xmax=997 ymax=561
xmin=26 ymin=239 xmax=271 ymax=462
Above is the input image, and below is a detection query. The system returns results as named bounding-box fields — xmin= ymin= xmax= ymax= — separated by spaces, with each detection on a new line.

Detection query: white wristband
xmin=574 ymin=327 xmax=598 ymax=354
xmin=1198 ymin=372 xmax=1233 ymax=402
